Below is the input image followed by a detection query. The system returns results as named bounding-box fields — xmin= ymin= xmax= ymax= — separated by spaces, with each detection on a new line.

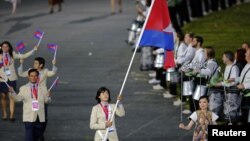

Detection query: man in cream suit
xmin=18 ymin=57 xmax=57 ymax=141
xmin=9 ymin=69 xmax=50 ymax=141
xmin=90 ymin=87 xmax=125 ymax=141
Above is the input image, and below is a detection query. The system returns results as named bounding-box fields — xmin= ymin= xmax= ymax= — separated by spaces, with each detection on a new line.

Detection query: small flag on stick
xmin=34 ymin=30 xmax=44 ymax=47
xmin=47 ymin=44 xmax=58 ymax=61
xmin=15 ymin=41 xmax=26 ymax=53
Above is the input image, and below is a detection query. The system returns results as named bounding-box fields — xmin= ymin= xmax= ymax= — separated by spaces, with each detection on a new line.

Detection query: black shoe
xmin=49 ymin=10 xmax=54 ymax=14
xmin=132 ymin=48 xmax=141 ymax=53
xmin=39 ymin=136 xmax=45 ymax=141
xmin=9 ymin=118 xmax=16 ymax=122
xmin=2 ymin=117 xmax=7 ymax=121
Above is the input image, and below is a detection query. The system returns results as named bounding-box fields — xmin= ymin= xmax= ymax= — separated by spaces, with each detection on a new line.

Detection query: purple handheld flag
xmin=34 ymin=30 xmax=44 ymax=39
xmin=15 ymin=41 xmax=26 ymax=53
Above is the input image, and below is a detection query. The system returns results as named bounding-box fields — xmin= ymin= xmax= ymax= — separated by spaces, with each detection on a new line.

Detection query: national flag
xmin=34 ymin=30 xmax=44 ymax=39
xmin=164 ymin=51 xmax=175 ymax=69
xmin=139 ymin=0 xmax=174 ymax=50
xmin=47 ymin=44 xmax=57 ymax=52
xmin=15 ymin=41 xmax=26 ymax=52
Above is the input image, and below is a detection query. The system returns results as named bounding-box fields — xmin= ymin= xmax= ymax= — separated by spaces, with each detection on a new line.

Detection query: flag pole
xmin=48 ymin=76 xmax=59 ymax=92
xmin=16 ymin=42 xmax=23 ymax=55
xmin=4 ymin=81 xmax=10 ymax=88
xmin=36 ymin=32 xmax=44 ymax=47
xmin=53 ymin=45 xmax=58 ymax=61
xmin=18 ymin=49 xmax=21 ymax=55
xmin=102 ymin=0 xmax=156 ymax=140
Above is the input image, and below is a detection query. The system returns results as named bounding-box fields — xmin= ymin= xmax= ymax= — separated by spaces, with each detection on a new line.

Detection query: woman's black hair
xmin=235 ymin=48 xmax=246 ymax=63
xmin=95 ymin=87 xmax=111 ymax=103
xmin=199 ymin=96 xmax=209 ymax=103
xmin=0 ymin=41 xmax=14 ymax=58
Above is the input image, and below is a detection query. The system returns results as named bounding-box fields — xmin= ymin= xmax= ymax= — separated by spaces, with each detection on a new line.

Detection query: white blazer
xmin=0 ymin=50 xmax=34 ymax=81
xmin=10 ymin=83 xmax=50 ymax=122
xmin=90 ymin=104 xmax=125 ymax=141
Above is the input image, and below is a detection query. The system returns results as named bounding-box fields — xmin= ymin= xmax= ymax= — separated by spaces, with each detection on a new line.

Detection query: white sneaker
xmin=203 ymin=12 xmax=208 ymax=16
xmin=148 ymin=78 xmax=160 ymax=85
xmin=182 ymin=109 xmax=191 ymax=115
xmin=163 ymin=93 xmax=175 ymax=98
xmin=148 ymin=72 xmax=156 ymax=78
xmin=153 ymin=84 xmax=164 ymax=90
xmin=163 ymin=91 xmax=170 ymax=95
xmin=190 ymin=17 xmax=198 ymax=21
xmin=173 ymin=99 xmax=185 ymax=106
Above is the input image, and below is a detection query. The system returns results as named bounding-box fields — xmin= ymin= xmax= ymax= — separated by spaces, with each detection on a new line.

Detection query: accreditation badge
xmin=4 ymin=67 xmax=11 ymax=76
xmin=109 ymin=127 xmax=115 ymax=132
xmin=32 ymin=100 xmax=39 ymax=111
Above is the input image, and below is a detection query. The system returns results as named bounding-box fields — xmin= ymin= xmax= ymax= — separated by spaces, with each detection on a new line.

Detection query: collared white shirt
xmin=223 ymin=64 xmax=240 ymax=87
xmin=200 ymin=59 xmax=218 ymax=78
xmin=239 ymin=63 xmax=250 ymax=89
xmin=100 ymin=101 xmax=109 ymax=107
xmin=175 ymin=42 xmax=188 ymax=60
xmin=176 ymin=44 xmax=196 ymax=65
xmin=186 ymin=48 xmax=205 ymax=69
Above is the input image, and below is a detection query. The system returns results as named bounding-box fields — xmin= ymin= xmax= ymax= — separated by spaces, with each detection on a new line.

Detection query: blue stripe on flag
xmin=139 ymin=30 xmax=174 ymax=50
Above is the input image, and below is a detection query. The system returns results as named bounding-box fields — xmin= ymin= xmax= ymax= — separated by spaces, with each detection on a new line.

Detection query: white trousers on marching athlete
xmin=95 ymin=130 xmax=119 ymax=141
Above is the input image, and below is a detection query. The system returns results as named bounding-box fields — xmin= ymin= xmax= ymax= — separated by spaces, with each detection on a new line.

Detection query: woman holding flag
xmin=0 ymin=41 xmax=38 ymax=121
xmin=90 ymin=87 xmax=125 ymax=141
